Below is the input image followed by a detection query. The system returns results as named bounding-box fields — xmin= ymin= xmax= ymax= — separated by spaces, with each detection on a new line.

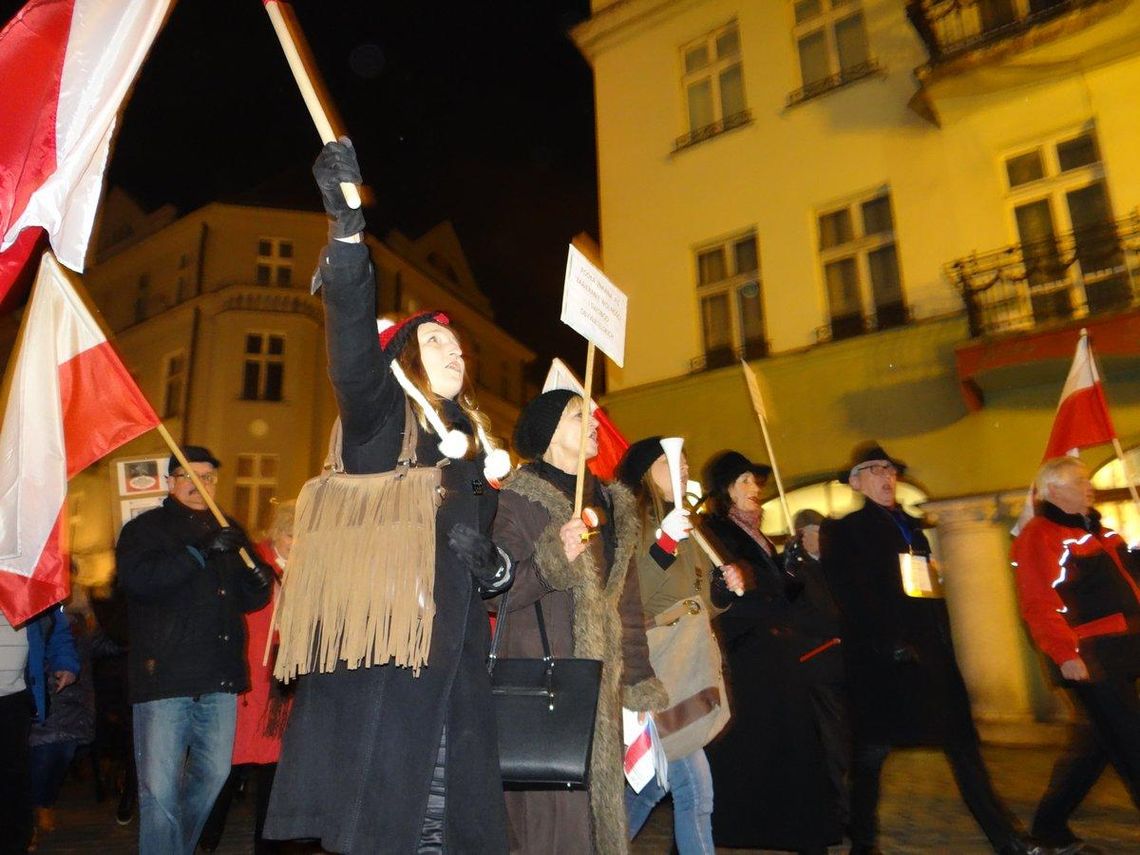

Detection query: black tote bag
xmin=487 ymin=590 xmax=602 ymax=789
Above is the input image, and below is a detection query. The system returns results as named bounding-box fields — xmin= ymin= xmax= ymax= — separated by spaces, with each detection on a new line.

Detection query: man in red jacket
xmin=1012 ymin=456 xmax=1140 ymax=852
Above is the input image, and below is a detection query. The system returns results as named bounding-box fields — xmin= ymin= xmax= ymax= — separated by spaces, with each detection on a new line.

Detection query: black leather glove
xmin=312 ymin=138 xmax=365 ymax=239
xmin=198 ymin=526 xmax=244 ymax=555
xmin=447 ymin=523 xmax=510 ymax=591
xmin=249 ymin=560 xmax=273 ymax=591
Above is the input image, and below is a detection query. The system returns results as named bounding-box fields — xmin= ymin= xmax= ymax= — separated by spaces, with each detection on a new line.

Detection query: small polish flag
xmin=0 ymin=253 xmax=160 ymax=625
xmin=0 ymin=0 xmax=174 ymax=303
xmin=542 ymin=358 xmax=629 ymax=480
xmin=1042 ymin=330 xmax=1116 ymax=459
xmin=622 ymin=707 xmax=666 ymax=794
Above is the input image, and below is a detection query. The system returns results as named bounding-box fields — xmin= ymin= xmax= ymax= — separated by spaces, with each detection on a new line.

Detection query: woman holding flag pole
xmin=615 ymin=436 xmax=744 ymax=853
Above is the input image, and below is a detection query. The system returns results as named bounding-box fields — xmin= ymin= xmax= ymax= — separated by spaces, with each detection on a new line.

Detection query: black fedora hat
xmin=706 ymin=450 xmax=772 ymax=498
xmin=842 ymin=441 xmax=906 ymax=481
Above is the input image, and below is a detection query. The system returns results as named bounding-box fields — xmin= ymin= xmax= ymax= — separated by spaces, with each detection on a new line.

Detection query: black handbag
xmin=487 ymin=589 xmax=602 ymax=789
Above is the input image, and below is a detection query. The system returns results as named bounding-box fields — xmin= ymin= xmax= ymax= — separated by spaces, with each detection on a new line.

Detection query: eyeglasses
xmin=854 ymin=463 xmax=898 ymax=478
xmin=170 ymin=472 xmax=218 ymax=484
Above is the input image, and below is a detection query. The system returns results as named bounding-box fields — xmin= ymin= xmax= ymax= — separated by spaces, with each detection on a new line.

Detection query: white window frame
xmin=160 ymin=350 xmax=187 ymax=419
xmin=241 ymin=331 xmax=286 ymax=402
xmin=694 ymin=229 xmax=765 ymax=364
xmin=1001 ymin=126 xmax=1119 ymax=322
xmin=789 ymin=0 xmax=872 ymax=92
xmin=233 ymin=453 xmax=278 ymax=534
xmin=255 ymin=237 xmax=294 ymax=288
xmin=679 ymin=20 xmax=747 ymax=139
xmin=815 ymin=186 xmax=904 ymax=337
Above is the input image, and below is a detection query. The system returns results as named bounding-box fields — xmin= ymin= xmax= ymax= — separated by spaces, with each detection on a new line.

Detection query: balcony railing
xmin=673 ymin=110 xmax=752 ymax=153
xmin=690 ymin=338 xmax=769 ymax=373
xmin=814 ymin=301 xmax=911 ymax=343
xmin=785 ymin=60 xmax=883 ymax=108
xmin=906 ymin=0 xmax=1101 ymax=64
xmin=948 ymin=212 xmax=1140 ymax=338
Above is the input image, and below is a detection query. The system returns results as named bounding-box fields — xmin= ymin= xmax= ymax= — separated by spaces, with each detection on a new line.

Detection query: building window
xmin=788 ymin=0 xmax=877 ymax=105
xmin=694 ymin=231 xmax=766 ymax=370
xmin=161 ymin=351 xmax=187 ymax=419
xmin=676 ymin=21 xmax=750 ymax=151
xmin=255 ymin=238 xmax=293 ymax=287
xmin=233 ymin=453 xmax=278 ymax=534
xmin=1004 ymin=128 xmax=1125 ymax=323
xmin=817 ymin=189 xmax=905 ymax=340
xmin=241 ymin=332 xmax=285 ymax=401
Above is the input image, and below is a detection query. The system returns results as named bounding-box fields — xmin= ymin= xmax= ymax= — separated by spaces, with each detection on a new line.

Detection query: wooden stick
xmin=263 ymin=0 xmax=361 ymax=209
xmin=1111 ymin=436 xmax=1140 ymax=511
xmin=155 ymin=423 xmax=256 ymax=569
xmin=740 ymin=361 xmax=794 ymax=535
xmin=573 ymin=341 xmax=596 ymax=516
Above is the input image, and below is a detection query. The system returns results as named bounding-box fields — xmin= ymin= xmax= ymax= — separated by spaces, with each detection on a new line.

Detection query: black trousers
xmin=849 ymin=714 xmax=1020 ymax=850
xmin=199 ymin=763 xmax=282 ymax=853
xmin=1032 ymin=675 xmax=1140 ymax=844
xmin=0 ymin=691 xmax=33 ymax=855
xmin=808 ymin=681 xmax=852 ymax=829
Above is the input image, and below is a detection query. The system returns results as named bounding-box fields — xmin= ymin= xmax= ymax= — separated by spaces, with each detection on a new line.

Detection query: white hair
xmin=1034 ymin=456 xmax=1086 ymax=497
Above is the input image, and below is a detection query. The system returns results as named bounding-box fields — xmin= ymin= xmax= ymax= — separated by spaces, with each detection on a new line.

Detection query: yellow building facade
xmin=65 ymin=199 xmax=532 ymax=590
xmin=573 ymin=0 xmax=1140 ymax=733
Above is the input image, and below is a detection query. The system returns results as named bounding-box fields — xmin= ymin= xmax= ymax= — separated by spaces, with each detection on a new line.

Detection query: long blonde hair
xmin=396 ymin=329 xmax=492 ymax=457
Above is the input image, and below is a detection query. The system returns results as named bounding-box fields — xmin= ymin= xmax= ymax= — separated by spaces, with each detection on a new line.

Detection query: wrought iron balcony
xmin=785 ymin=60 xmax=883 ymax=108
xmin=906 ymin=0 xmax=1102 ymax=64
xmin=948 ymin=212 xmax=1140 ymax=338
xmin=673 ymin=110 xmax=752 ymax=153
xmin=689 ymin=338 xmax=769 ymax=373
xmin=814 ymin=302 xmax=911 ymax=343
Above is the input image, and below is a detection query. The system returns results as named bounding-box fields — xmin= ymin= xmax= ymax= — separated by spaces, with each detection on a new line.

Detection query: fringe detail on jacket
xmin=502 ymin=469 xmax=640 ymax=855
xmin=273 ymin=467 xmax=440 ymax=682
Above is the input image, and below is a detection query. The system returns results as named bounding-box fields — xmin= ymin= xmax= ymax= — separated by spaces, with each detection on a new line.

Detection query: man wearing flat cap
xmin=821 ymin=442 xmax=1046 ymax=855
xmin=491 ymin=390 xmax=667 ymax=854
xmin=116 ymin=446 xmax=271 ymax=855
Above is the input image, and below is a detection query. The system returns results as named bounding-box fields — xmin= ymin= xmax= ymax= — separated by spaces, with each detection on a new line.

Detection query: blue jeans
xmin=625 ymin=749 xmax=715 ymax=855
xmin=133 ymin=693 xmax=236 ymax=855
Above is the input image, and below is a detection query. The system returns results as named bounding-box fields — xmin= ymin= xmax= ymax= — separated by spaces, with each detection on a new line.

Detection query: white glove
xmin=659 ymin=508 xmax=691 ymax=543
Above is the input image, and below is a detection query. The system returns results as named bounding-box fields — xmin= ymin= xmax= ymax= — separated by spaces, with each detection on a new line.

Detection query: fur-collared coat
xmin=492 ymin=464 xmax=668 ymax=855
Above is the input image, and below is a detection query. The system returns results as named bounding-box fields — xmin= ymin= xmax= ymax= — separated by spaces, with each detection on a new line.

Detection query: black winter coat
xmin=265 ymin=240 xmax=508 ymax=855
xmin=701 ymin=514 xmax=839 ymax=851
xmin=116 ymin=497 xmax=269 ymax=704
xmin=820 ymin=501 xmax=974 ymax=746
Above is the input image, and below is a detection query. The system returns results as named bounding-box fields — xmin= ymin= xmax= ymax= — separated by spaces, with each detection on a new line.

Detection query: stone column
xmin=922 ymin=494 xmax=1038 ymax=732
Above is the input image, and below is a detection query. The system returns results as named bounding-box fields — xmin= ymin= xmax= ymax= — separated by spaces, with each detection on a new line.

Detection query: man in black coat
xmin=116 ymin=447 xmax=270 ymax=855
xmin=820 ymin=442 xmax=1046 ymax=855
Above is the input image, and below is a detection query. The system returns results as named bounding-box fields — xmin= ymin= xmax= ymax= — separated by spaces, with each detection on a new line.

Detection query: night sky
xmin=3 ymin=0 xmax=599 ymax=377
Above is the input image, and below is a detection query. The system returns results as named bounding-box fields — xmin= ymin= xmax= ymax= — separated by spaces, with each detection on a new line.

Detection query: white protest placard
xmin=560 ymin=244 xmax=628 ymax=367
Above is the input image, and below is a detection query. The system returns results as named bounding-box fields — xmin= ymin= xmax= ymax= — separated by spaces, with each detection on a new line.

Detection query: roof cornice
xmin=570 ymin=0 xmax=708 ymax=63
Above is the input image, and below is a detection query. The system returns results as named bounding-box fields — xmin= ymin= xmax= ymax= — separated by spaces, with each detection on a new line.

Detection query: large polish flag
xmin=1043 ymin=330 xmax=1116 ymax=458
xmin=0 ymin=0 xmax=174 ymax=304
xmin=543 ymin=357 xmax=630 ymax=480
xmin=0 ymin=253 xmax=160 ymax=625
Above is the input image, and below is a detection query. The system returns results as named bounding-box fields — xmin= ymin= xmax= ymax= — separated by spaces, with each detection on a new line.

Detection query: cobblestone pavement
xmin=32 ymin=744 xmax=1139 ymax=853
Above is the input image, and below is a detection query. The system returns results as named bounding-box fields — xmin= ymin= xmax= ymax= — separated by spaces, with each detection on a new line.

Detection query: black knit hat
xmin=167 ymin=445 xmax=220 ymax=476
xmin=705 ymin=450 xmax=772 ymax=498
xmin=513 ymin=389 xmax=579 ymax=460
xmin=616 ymin=436 xmax=665 ymax=488
xmin=378 ymin=310 xmax=450 ymax=357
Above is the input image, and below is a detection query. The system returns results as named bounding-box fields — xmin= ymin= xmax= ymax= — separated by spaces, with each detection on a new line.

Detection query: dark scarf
xmin=528 ymin=460 xmax=616 ymax=569
xmin=1040 ymin=500 xmax=1101 ymax=533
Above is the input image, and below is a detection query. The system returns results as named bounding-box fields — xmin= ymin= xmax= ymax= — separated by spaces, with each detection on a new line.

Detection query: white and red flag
xmin=1042 ymin=330 xmax=1116 ymax=458
xmin=543 ymin=357 xmax=629 ymax=480
xmin=0 ymin=253 xmax=160 ymax=625
xmin=0 ymin=0 xmax=173 ymax=303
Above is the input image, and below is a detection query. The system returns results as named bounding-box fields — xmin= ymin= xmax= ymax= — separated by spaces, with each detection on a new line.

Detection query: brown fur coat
xmin=493 ymin=467 xmax=668 ymax=854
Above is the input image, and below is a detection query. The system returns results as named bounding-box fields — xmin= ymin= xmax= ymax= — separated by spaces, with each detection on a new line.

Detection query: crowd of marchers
xmin=3 ymin=140 xmax=1140 ymax=855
